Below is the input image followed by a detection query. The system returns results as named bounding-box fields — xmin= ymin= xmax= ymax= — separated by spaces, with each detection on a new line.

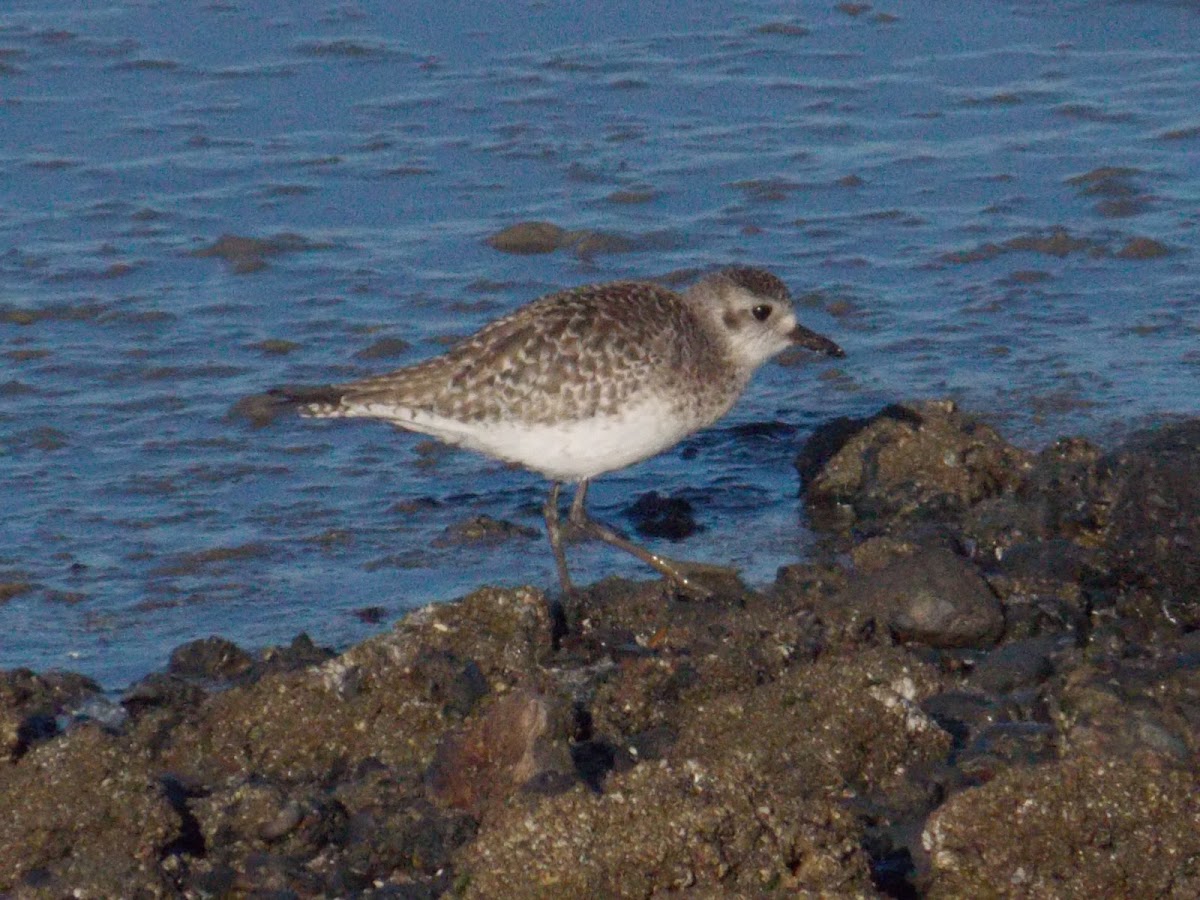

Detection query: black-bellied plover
xmin=274 ymin=267 xmax=843 ymax=595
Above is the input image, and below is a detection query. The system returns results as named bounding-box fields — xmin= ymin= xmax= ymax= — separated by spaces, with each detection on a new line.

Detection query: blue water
xmin=1 ymin=0 xmax=1197 ymax=687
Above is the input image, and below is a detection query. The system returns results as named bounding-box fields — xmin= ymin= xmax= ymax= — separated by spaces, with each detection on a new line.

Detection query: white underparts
xmin=318 ymin=395 xmax=726 ymax=482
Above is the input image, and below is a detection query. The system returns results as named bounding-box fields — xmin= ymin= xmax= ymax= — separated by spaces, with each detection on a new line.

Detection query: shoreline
xmin=3 ymin=399 xmax=1198 ymax=896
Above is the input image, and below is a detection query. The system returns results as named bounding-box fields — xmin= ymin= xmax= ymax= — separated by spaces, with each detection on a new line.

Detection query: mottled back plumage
xmin=303 ymin=279 xmax=732 ymax=427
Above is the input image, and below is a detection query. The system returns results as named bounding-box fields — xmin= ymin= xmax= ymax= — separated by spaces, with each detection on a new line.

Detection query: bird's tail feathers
xmin=266 ymin=384 xmax=349 ymax=418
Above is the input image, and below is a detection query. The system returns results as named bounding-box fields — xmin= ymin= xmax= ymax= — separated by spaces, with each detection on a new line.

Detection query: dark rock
xmin=485 ymin=221 xmax=567 ymax=254
xmin=0 ymin=668 xmax=102 ymax=760
xmin=625 ymin=490 xmax=699 ymax=540
xmin=570 ymin=738 xmax=619 ymax=792
xmin=985 ymin=537 xmax=1095 ymax=583
xmin=433 ymin=514 xmax=539 ymax=547
xmin=189 ymin=232 xmax=332 ymax=274
xmin=1019 ymin=436 xmax=1110 ymax=540
xmin=965 ymin=636 xmax=1061 ymax=694
xmin=842 ymin=547 xmax=1004 ymax=648
xmin=955 ymin=721 xmax=1057 ymax=783
xmin=121 ymin=673 xmax=208 ymax=719
xmin=353 ymin=605 xmax=387 ymax=624
xmin=958 ymin=494 xmax=1050 ymax=560
xmin=626 ymin=724 xmax=677 ymax=762
xmin=410 ymin=650 xmax=489 ymax=718
xmin=258 ymin=632 xmax=336 ymax=675
xmin=1103 ymin=421 xmax=1200 ymax=628
xmin=801 ymin=400 xmax=1031 ymax=533
xmin=334 ymin=765 xmax=476 ymax=890
xmin=168 ymin=636 xmax=255 ymax=681
xmin=920 ymin=690 xmax=997 ymax=750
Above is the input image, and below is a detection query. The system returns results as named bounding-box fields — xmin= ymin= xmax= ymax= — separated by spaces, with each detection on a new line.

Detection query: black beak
xmin=788 ymin=323 xmax=844 ymax=358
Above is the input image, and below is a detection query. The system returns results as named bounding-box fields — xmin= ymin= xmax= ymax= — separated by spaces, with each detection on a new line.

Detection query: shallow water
xmin=1 ymin=0 xmax=1197 ymax=687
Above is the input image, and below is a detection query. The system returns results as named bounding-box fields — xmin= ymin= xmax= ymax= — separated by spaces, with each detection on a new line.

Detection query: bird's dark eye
xmin=752 ymin=304 xmax=772 ymax=322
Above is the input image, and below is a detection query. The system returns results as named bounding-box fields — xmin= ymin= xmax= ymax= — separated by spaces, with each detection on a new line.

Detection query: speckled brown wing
xmin=326 ymin=281 xmax=717 ymax=426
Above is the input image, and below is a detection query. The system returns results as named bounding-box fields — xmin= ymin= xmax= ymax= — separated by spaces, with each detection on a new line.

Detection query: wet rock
xmin=226 ymin=388 xmax=291 ymax=428
xmin=485 ymin=221 xmax=568 ymax=254
xmin=257 ymin=631 xmax=336 ymax=675
xmin=150 ymin=632 xmax=332 ymax=697
xmin=121 ymin=672 xmax=208 ymax=721
xmin=188 ymin=232 xmax=332 ymax=274
xmin=841 ymin=547 xmax=1004 ymax=648
xmin=1116 ymin=236 xmax=1173 ymax=259
xmin=0 ymin=581 xmax=34 ymax=603
xmin=433 ymin=514 xmax=539 ymax=547
xmin=427 ymin=689 xmax=575 ymax=815
xmin=354 ymin=335 xmax=411 ymax=360
xmin=624 ymin=490 xmax=699 ymax=540
xmin=169 ymin=635 xmax=256 ymax=681
xmin=801 ymin=400 xmax=1032 ymax=533
xmin=756 ymin=21 xmax=812 ymax=36
xmin=352 ymin=605 xmax=387 ymax=624
xmin=940 ymin=227 xmax=1111 ymax=263
xmin=1103 ymin=420 xmax=1200 ymax=628
xmin=921 ymin=756 xmax=1200 ymax=897
xmin=954 ymin=721 xmax=1057 ymax=783
xmin=569 ymin=229 xmax=637 ymax=257
xmin=965 ymin=635 xmax=1060 ymax=694
xmin=920 ymin=690 xmax=998 ymax=749
xmin=484 ymin=220 xmax=658 ymax=258
xmin=249 ymin=337 xmax=300 ymax=355
xmin=0 ymin=668 xmax=102 ymax=760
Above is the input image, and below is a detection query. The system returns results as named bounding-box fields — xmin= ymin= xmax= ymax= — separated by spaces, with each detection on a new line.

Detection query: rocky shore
xmin=2 ymin=401 xmax=1198 ymax=897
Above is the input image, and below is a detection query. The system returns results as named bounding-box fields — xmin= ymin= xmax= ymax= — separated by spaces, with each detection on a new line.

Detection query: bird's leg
xmin=567 ymin=481 xmax=733 ymax=598
xmin=543 ymin=481 xmax=575 ymax=595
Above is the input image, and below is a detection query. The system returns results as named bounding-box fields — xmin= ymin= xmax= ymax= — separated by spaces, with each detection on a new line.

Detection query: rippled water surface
xmin=1 ymin=0 xmax=1197 ymax=686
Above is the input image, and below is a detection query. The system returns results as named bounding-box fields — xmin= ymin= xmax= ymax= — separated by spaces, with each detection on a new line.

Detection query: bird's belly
xmin=385 ymin=398 xmax=717 ymax=482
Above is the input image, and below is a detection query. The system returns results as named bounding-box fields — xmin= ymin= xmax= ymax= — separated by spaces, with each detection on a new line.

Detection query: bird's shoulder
xmin=442 ymin=280 xmax=690 ymax=366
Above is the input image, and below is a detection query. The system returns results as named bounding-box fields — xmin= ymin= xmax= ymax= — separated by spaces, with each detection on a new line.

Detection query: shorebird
xmin=274 ymin=267 xmax=843 ymax=595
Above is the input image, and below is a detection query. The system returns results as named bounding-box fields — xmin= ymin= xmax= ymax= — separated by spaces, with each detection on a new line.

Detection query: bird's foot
xmin=654 ymin=557 xmax=743 ymax=600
